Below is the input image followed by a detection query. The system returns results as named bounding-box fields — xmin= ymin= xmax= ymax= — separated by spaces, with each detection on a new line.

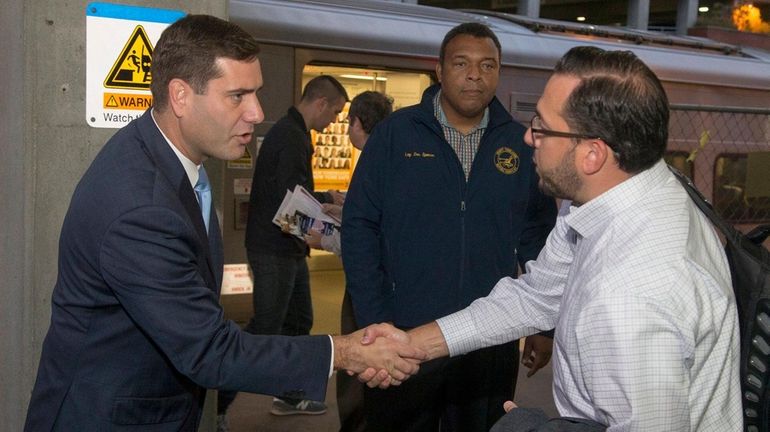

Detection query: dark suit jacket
xmin=25 ymin=110 xmax=331 ymax=431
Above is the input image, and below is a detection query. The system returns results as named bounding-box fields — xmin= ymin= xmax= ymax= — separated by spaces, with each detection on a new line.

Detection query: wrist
xmin=408 ymin=322 xmax=449 ymax=360
xmin=332 ymin=334 xmax=357 ymax=371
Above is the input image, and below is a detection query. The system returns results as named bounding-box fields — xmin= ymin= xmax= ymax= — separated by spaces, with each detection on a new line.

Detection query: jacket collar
xmin=417 ymin=84 xmax=512 ymax=131
xmin=135 ymin=109 xmax=189 ymax=192
xmin=288 ymin=106 xmax=309 ymax=135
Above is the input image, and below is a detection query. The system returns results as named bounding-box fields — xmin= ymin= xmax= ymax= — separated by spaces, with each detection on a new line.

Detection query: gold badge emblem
xmin=494 ymin=147 xmax=519 ymax=174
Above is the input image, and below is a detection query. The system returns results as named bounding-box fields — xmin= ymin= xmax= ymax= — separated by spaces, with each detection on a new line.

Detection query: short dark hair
xmin=301 ymin=75 xmax=349 ymax=103
xmin=151 ymin=15 xmax=260 ymax=111
xmin=348 ymin=91 xmax=393 ymax=134
xmin=555 ymin=46 xmax=669 ymax=174
xmin=439 ymin=22 xmax=502 ymax=65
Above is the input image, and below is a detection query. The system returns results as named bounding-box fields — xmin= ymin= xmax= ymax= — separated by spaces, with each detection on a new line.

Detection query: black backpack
xmin=671 ymin=166 xmax=770 ymax=431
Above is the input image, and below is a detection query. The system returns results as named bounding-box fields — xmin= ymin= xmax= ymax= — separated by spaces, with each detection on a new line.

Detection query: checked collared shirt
xmin=438 ymin=160 xmax=742 ymax=431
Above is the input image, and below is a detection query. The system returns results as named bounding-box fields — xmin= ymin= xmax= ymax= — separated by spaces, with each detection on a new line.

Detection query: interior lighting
xmin=698 ymin=6 xmax=709 ymax=13
xmin=340 ymin=74 xmax=387 ymax=81
xmin=576 ymin=16 xmax=586 ymax=22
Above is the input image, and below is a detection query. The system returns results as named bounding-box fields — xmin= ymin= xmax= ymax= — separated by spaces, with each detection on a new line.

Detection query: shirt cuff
xmin=436 ymin=309 xmax=485 ymax=357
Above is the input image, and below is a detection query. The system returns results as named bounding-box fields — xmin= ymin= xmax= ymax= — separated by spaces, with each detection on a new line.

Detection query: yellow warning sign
xmin=103 ymin=92 xmax=153 ymax=110
xmin=104 ymin=25 xmax=153 ymax=90
xmin=228 ymin=145 xmax=254 ymax=169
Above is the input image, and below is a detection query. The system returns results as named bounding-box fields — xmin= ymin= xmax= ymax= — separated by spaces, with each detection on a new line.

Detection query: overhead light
xmin=576 ymin=16 xmax=586 ymax=22
xmin=698 ymin=6 xmax=709 ymax=13
xmin=340 ymin=74 xmax=387 ymax=81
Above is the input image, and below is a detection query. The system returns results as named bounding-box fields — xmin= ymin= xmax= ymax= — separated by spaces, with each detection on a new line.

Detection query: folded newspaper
xmin=272 ymin=185 xmax=341 ymax=239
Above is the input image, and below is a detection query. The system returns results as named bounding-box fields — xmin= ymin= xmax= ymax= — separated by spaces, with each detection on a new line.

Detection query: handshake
xmin=332 ymin=322 xmax=445 ymax=388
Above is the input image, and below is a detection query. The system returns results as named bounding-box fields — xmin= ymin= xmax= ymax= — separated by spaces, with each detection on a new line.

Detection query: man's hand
xmin=321 ymin=203 xmax=343 ymax=221
xmin=503 ymin=401 xmax=518 ymax=413
xmin=332 ymin=327 xmax=426 ymax=385
xmin=328 ymin=190 xmax=346 ymax=206
xmin=355 ymin=322 xmax=451 ymax=389
xmin=354 ymin=323 xmax=413 ymax=388
xmin=361 ymin=322 xmax=409 ymax=345
xmin=521 ymin=334 xmax=553 ymax=377
xmin=303 ymin=230 xmax=323 ymax=249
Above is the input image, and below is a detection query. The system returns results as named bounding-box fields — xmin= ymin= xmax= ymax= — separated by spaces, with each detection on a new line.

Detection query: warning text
xmin=103 ymin=93 xmax=153 ymax=110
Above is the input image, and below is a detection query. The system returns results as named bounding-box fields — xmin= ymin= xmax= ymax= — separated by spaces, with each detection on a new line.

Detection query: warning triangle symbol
xmin=104 ymin=25 xmax=154 ymax=90
xmin=106 ymin=95 xmax=119 ymax=108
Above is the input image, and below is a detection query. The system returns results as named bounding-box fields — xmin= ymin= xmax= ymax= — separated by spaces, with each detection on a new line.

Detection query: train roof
xmin=229 ymin=0 xmax=770 ymax=91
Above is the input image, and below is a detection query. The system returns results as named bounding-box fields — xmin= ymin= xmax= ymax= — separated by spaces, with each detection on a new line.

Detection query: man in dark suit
xmin=24 ymin=15 xmax=423 ymax=432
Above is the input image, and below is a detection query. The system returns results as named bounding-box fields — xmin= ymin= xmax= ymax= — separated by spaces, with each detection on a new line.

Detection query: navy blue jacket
xmin=25 ymin=110 xmax=331 ymax=431
xmin=342 ymin=85 xmax=557 ymax=327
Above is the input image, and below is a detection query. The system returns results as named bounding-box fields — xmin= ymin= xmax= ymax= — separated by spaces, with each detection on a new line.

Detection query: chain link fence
xmin=665 ymin=105 xmax=770 ymax=228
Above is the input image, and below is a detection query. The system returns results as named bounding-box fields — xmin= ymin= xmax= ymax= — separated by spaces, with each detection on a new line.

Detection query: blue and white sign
xmin=86 ymin=3 xmax=185 ymax=128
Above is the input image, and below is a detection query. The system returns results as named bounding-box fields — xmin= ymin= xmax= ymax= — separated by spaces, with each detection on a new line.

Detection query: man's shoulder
xmin=82 ymin=120 xmax=177 ymax=205
xmin=91 ymin=122 xmax=150 ymax=175
xmin=376 ymin=103 xmax=435 ymax=134
xmin=487 ymin=98 xmax=525 ymax=131
xmin=262 ymin=114 xmax=306 ymax=146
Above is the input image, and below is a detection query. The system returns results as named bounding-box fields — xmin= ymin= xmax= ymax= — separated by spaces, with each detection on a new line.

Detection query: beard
xmin=538 ymin=144 xmax=582 ymax=201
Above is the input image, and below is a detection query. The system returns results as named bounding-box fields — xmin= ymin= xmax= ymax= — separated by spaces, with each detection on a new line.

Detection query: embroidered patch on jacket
xmin=494 ymin=147 xmax=519 ymax=174
xmin=404 ymin=151 xmax=436 ymax=158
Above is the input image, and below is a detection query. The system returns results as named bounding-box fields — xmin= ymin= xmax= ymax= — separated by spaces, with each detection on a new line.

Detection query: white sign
xmin=221 ymin=264 xmax=253 ymax=295
xmin=86 ymin=3 xmax=184 ymax=128
xmin=233 ymin=178 xmax=252 ymax=195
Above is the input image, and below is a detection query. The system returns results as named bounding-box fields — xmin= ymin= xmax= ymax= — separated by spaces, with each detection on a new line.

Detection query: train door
xmin=301 ymin=65 xmax=433 ymax=194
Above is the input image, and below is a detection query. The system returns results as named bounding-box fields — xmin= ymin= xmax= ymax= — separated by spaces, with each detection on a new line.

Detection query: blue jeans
xmin=244 ymin=251 xmax=313 ymax=337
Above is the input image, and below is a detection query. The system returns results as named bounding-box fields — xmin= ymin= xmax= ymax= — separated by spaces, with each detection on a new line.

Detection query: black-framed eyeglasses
xmin=529 ymin=114 xmax=601 ymax=142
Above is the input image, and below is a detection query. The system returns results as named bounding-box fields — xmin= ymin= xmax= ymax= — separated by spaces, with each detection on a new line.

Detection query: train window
xmin=664 ymin=151 xmax=693 ymax=179
xmin=302 ymin=65 xmax=433 ymax=191
xmin=713 ymin=152 xmax=770 ymax=224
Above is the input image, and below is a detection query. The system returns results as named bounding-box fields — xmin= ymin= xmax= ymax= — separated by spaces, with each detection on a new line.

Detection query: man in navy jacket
xmin=342 ymin=22 xmax=557 ymax=432
xmin=24 ymin=15 xmax=423 ymax=432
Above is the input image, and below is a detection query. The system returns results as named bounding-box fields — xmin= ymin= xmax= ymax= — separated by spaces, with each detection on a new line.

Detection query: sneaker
xmin=216 ymin=414 xmax=229 ymax=432
xmin=269 ymin=398 xmax=327 ymax=416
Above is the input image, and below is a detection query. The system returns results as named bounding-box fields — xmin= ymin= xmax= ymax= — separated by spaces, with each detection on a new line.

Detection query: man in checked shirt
xmin=360 ymin=46 xmax=742 ymax=431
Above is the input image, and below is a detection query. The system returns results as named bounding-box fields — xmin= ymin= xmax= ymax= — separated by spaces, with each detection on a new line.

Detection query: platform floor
xmin=222 ymin=269 xmax=557 ymax=431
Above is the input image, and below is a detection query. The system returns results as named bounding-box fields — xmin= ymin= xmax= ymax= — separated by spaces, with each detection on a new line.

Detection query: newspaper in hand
xmin=272 ymin=185 xmax=341 ymax=239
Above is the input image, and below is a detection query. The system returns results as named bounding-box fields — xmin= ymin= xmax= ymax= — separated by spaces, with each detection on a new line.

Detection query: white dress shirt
xmin=437 ymin=160 xmax=742 ymax=431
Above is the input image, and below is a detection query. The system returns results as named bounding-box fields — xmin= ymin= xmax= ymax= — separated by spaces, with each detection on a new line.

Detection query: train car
xmin=221 ymin=0 xmax=770 ymax=321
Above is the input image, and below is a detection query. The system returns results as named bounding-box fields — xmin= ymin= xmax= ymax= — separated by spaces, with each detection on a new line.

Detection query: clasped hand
xmin=341 ymin=323 xmax=425 ymax=389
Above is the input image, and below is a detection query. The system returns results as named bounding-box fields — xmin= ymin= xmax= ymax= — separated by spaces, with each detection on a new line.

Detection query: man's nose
xmin=244 ymin=94 xmax=264 ymax=124
xmin=466 ymin=63 xmax=481 ymax=80
xmin=524 ymin=127 xmax=536 ymax=148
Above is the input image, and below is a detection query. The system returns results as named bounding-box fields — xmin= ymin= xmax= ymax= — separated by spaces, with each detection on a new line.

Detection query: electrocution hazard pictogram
xmin=104 ymin=25 xmax=153 ymax=90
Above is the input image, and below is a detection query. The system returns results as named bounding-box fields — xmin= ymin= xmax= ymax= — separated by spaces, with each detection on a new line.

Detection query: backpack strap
xmin=667 ymin=164 xmax=743 ymax=243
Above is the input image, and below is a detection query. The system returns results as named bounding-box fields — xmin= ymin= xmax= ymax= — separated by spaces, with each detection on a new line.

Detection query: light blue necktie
xmin=194 ymin=166 xmax=212 ymax=234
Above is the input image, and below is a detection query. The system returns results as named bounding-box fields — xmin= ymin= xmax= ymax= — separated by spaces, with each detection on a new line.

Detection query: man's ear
xmin=317 ymin=97 xmax=329 ymax=111
xmin=435 ymin=62 xmax=443 ymax=83
xmin=580 ymin=139 xmax=612 ymax=176
xmin=168 ymin=78 xmax=190 ymax=117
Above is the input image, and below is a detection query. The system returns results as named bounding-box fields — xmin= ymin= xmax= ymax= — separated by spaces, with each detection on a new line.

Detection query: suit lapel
xmin=136 ymin=110 xmax=220 ymax=292
xmin=178 ymin=181 xmax=219 ymax=291
xmin=209 ymin=210 xmax=224 ymax=294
